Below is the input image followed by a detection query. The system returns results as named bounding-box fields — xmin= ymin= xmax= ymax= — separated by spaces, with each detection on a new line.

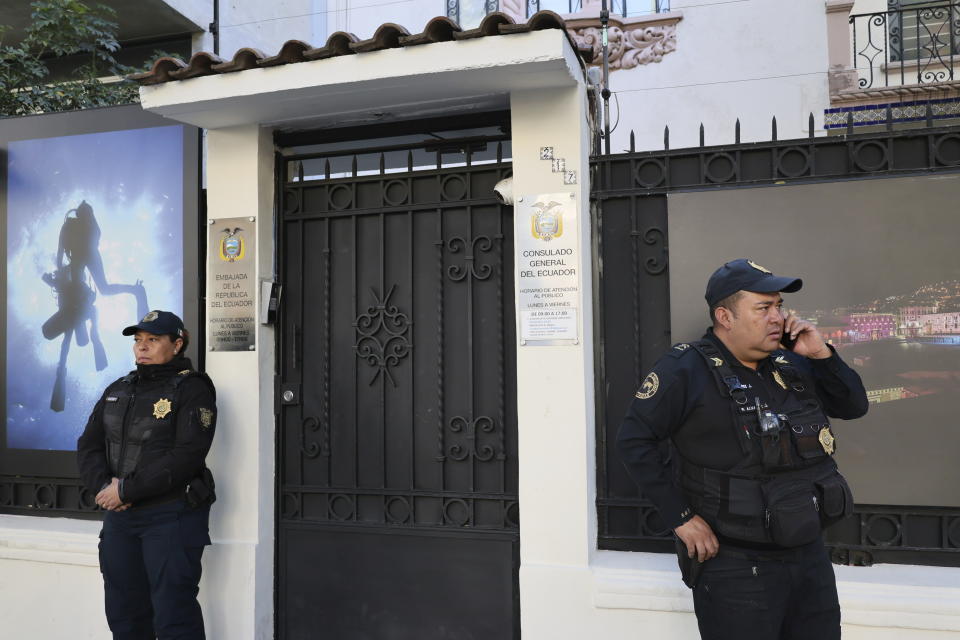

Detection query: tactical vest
xmin=677 ymin=340 xmax=854 ymax=547
xmin=102 ymin=369 xmax=210 ymax=479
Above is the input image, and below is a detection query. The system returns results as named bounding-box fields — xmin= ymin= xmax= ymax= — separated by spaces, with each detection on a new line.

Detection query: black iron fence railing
xmin=590 ymin=118 xmax=960 ymax=567
xmin=851 ymin=1 xmax=960 ymax=89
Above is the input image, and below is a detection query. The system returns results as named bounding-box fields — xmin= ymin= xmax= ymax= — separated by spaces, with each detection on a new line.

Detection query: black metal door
xmin=277 ymin=134 xmax=518 ymax=639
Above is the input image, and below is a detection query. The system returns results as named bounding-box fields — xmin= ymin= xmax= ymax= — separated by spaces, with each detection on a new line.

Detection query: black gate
xmin=592 ymin=115 xmax=960 ymax=567
xmin=276 ymin=122 xmax=519 ymax=639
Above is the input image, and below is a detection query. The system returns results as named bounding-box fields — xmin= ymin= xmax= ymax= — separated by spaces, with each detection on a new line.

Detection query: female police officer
xmin=78 ymin=310 xmax=217 ymax=640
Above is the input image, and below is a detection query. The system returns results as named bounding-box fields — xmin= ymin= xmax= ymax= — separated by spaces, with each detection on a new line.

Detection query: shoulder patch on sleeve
xmin=665 ymin=342 xmax=697 ymax=359
xmin=636 ymin=372 xmax=660 ymax=399
xmin=198 ymin=407 xmax=215 ymax=429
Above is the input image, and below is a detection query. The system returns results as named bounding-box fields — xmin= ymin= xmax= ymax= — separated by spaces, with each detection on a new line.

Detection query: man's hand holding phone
xmin=781 ymin=314 xmax=831 ymax=359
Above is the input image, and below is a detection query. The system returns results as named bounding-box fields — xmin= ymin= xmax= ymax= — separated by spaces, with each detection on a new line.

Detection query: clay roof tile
xmin=303 ymin=31 xmax=360 ymax=60
xmin=131 ymin=13 xmax=571 ymax=85
xmin=170 ymin=51 xmax=226 ymax=80
xmin=127 ymin=56 xmax=187 ymax=85
xmin=400 ymin=16 xmax=461 ymax=47
xmin=212 ymin=47 xmax=266 ymax=73
xmin=259 ymin=39 xmax=313 ymax=67
xmin=349 ymin=23 xmax=410 ymax=53
xmin=453 ymin=12 xmax=514 ymax=40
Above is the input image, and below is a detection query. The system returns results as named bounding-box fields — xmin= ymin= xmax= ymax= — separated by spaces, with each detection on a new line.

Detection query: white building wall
xmin=607 ymin=0 xmax=832 ymax=152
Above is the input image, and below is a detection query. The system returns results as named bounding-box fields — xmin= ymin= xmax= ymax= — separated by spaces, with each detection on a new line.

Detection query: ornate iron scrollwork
xmin=642 ymin=226 xmax=667 ymax=275
xmin=301 ymin=416 xmax=330 ymax=459
xmin=447 ymin=415 xmax=503 ymax=462
xmin=354 ymin=285 xmax=412 ymax=387
xmin=447 ymin=235 xmax=495 ymax=281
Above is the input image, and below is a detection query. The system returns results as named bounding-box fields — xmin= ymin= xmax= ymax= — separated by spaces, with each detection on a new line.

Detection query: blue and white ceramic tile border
xmin=824 ymin=97 xmax=960 ymax=129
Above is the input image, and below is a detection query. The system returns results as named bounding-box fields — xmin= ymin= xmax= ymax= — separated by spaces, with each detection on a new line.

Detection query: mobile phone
xmin=781 ymin=332 xmax=797 ymax=351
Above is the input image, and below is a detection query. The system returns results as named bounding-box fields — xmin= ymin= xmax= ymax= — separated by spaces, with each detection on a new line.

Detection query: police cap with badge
xmin=705 ymin=258 xmax=803 ymax=306
xmin=122 ymin=310 xmax=186 ymax=339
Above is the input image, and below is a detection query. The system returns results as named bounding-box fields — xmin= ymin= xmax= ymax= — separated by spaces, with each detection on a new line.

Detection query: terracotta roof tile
xmin=259 ymin=39 xmax=313 ymax=67
xmin=452 ymin=12 xmax=513 ymax=40
xmin=130 ymin=12 xmax=579 ymax=85
xmin=211 ymin=47 xmax=266 ymax=73
xmin=349 ymin=23 xmax=410 ymax=53
xmin=128 ymin=56 xmax=188 ymax=85
xmin=399 ymin=16 xmax=460 ymax=46
xmin=498 ymin=9 xmax=565 ymax=34
xmin=170 ymin=51 xmax=226 ymax=80
xmin=303 ymin=31 xmax=360 ymax=60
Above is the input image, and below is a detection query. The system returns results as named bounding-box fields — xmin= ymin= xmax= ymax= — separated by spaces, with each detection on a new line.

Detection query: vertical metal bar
xmin=297 ymin=219 xmax=305 ymax=486
xmin=951 ymin=4 xmax=956 ymax=81
xmin=735 ymin=118 xmax=741 ymax=144
xmin=467 ymin=204 xmax=476 ymax=494
xmin=601 ymin=0 xmax=611 ymax=155
xmin=630 ymin=195 xmax=640 ymax=388
xmin=379 ymin=212 xmax=386 ymax=490
xmin=916 ymin=7 xmax=922 ymax=85
xmin=885 ymin=7 xmax=893 ymax=88
xmin=352 ymin=215 xmax=359 ymax=489
xmin=699 ymin=123 xmax=704 ymax=147
xmin=851 ymin=14 xmax=858 ymax=84
xmin=323 ymin=217 xmax=332 ymax=487
xmin=629 ymin=130 xmax=635 ymax=152
xmin=898 ymin=8 xmax=905 ymax=86
xmin=497 ymin=206 xmax=506 ymax=494
xmin=664 ymin=125 xmax=670 ymax=151
xmin=435 ymin=209 xmax=446 ymax=494
xmin=809 ymin=112 xmax=815 ymax=138
xmin=771 ymin=116 xmax=778 ymax=142
xmin=324 ymin=158 xmax=330 ymax=180
xmin=409 ymin=210 xmax=416 ymax=490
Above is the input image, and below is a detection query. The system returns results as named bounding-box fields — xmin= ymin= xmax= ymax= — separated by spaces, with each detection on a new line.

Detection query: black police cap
xmin=122 ymin=310 xmax=185 ymax=337
xmin=705 ymin=259 xmax=802 ymax=306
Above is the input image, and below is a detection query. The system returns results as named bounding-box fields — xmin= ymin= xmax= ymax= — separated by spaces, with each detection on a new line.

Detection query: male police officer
xmin=617 ymin=259 xmax=868 ymax=640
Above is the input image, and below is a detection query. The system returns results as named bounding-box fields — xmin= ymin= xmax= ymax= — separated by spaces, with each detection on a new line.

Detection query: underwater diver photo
xmin=6 ymin=125 xmax=185 ymax=451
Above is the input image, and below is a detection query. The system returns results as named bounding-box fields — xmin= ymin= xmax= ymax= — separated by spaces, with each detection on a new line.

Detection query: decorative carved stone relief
xmin=571 ymin=22 xmax=677 ymax=70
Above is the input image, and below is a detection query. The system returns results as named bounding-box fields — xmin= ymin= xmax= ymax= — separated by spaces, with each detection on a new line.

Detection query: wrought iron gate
xmin=276 ymin=125 xmax=519 ymax=639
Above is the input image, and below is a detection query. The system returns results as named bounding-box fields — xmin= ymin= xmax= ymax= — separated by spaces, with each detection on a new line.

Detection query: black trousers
xmin=692 ymin=538 xmax=840 ymax=640
xmin=99 ymin=500 xmax=211 ymax=640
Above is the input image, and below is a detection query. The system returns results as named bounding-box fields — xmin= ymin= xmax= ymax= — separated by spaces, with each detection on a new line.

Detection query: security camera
xmin=586 ymin=67 xmax=602 ymax=86
xmin=493 ymin=177 xmax=514 ymax=205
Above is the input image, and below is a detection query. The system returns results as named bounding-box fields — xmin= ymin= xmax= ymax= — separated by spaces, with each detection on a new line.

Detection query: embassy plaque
xmin=208 ymin=217 xmax=256 ymax=351
xmin=516 ymin=192 xmax=580 ymax=345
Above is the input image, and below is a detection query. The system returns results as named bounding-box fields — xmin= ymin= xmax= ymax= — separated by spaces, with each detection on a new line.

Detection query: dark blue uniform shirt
xmin=616 ymin=329 xmax=868 ymax=532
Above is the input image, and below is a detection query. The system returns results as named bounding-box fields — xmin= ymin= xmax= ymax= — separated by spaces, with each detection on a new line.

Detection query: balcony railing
xmin=527 ymin=0 xmax=669 ymax=18
xmin=851 ymin=2 xmax=960 ymax=89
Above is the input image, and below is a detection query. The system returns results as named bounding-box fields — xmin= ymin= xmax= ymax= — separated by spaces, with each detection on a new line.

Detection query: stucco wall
xmin=604 ymin=0 xmax=832 ymax=152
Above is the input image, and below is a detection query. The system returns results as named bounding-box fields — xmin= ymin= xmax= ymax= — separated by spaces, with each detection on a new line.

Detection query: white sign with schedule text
xmin=516 ymin=192 xmax=580 ymax=344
